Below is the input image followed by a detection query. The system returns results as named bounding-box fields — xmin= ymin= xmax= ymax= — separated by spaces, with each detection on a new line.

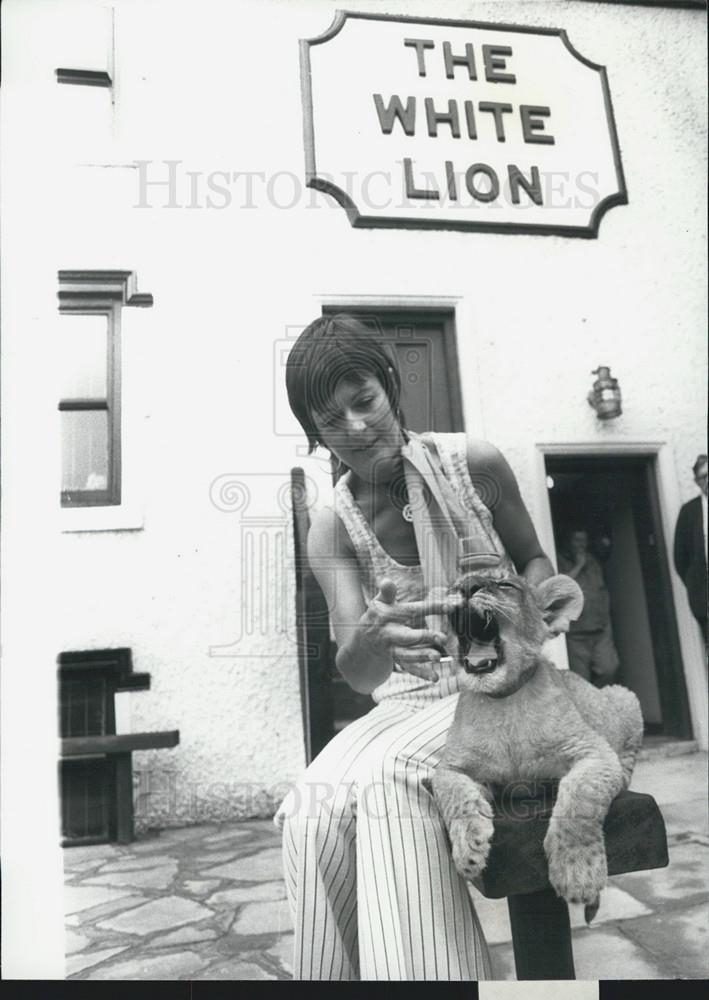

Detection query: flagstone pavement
xmin=64 ymin=745 xmax=708 ymax=981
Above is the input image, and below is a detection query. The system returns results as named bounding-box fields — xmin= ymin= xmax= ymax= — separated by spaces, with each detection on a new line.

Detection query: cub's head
xmin=447 ymin=573 xmax=583 ymax=697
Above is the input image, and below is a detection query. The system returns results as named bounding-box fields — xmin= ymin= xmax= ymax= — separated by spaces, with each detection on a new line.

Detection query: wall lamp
xmin=588 ymin=365 xmax=622 ymax=420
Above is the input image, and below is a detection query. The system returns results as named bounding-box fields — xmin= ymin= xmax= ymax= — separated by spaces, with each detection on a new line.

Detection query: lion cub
xmin=432 ymin=572 xmax=643 ymax=919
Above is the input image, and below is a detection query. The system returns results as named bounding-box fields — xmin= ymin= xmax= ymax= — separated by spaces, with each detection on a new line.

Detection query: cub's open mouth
xmin=463 ymin=657 xmax=498 ymax=675
xmin=451 ymin=604 xmax=504 ymax=674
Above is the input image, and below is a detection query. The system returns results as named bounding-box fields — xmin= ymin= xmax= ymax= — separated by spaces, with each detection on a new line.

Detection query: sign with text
xmin=300 ymin=11 xmax=627 ymax=237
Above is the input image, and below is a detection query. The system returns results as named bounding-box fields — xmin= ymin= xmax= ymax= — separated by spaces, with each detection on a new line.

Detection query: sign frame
xmin=300 ymin=9 xmax=628 ymax=238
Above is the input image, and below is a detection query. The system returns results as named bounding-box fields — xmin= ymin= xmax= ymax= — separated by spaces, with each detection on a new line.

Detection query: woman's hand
xmin=359 ymin=578 xmax=452 ymax=682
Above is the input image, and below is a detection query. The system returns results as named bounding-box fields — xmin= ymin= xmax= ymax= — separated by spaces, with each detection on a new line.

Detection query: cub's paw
xmin=449 ymin=814 xmax=494 ymax=882
xmin=544 ymin=819 xmax=607 ymax=906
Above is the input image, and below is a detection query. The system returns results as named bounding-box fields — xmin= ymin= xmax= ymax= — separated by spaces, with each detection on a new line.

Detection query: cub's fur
xmin=432 ymin=572 xmax=643 ymax=920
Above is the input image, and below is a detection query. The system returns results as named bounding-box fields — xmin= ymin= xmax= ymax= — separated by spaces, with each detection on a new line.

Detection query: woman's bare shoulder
xmin=464 ymin=437 xmax=507 ymax=471
xmin=307 ymin=505 xmax=357 ymax=561
xmin=463 ymin=438 xmax=520 ymax=511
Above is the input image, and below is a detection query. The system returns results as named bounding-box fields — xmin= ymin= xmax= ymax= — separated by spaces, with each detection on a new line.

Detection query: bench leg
xmin=115 ymin=753 xmax=135 ymax=844
xmin=507 ymin=888 xmax=576 ymax=980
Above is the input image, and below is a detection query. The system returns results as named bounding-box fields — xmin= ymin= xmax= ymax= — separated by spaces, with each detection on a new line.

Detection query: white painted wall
xmin=3 ymin=0 xmax=707 ymax=860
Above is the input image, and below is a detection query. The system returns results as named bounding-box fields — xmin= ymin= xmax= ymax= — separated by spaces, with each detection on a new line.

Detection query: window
xmin=58 ymin=271 xmax=152 ymax=509
xmin=60 ymin=305 xmax=120 ymax=506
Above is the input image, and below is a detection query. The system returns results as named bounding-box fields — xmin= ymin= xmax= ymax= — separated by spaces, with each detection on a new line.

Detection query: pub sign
xmin=300 ymin=11 xmax=627 ymax=237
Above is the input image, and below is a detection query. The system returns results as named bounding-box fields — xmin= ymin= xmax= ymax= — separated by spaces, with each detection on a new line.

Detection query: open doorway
xmin=545 ymin=454 xmax=692 ymax=739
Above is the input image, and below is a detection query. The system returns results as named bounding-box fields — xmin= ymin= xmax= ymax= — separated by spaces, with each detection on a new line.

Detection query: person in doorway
xmin=673 ymin=454 xmax=708 ymax=640
xmin=557 ymin=526 xmax=620 ymax=686
xmin=275 ymin=313 xmax=555 ymax=981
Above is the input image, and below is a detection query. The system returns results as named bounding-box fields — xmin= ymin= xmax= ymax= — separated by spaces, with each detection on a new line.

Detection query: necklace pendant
xmin=402 ymin=503 xmax=414 ymax=523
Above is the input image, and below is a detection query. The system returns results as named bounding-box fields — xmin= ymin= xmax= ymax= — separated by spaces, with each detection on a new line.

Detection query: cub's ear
xmin=535 ymin=575 xmax=584 ymax=636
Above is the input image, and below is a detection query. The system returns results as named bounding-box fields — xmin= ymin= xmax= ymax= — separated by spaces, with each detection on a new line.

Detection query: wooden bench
xmin=58 ymin=648 xmax=179 ymax=846
xmin=290 ymin=466 xmax=669 ymax=980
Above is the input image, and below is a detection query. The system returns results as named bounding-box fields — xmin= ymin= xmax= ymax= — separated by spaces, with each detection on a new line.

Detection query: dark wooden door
xmin=321 ymin=308 xmax=464 ymax=435
xmin=295 ymin=309 xmax=464 ymax=758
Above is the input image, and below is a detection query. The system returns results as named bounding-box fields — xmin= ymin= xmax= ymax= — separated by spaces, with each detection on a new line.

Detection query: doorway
xmin=320 ymin=306 xmax=463 ymax=433
xmin=545 ymin=454 xmax=692 ymax=739
xmin=302 ymin=307 xmax=463 ymax=753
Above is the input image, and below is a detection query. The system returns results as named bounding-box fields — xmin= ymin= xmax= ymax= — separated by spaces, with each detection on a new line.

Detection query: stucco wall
xmin=12 ymin=0 xmax=706 ymax=828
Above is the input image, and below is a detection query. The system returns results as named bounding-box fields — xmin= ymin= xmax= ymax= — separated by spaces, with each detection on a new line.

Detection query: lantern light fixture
xmin=588 ymin=365 xmax=622 ymax=420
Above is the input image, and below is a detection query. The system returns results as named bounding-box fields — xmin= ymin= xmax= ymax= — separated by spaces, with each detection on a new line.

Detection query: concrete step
xmin=637 ymin=737 xmax=699 ymax=761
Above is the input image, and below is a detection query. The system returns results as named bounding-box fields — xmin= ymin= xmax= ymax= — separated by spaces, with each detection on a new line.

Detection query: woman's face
xmin=312 ymin=373 xmax=405 ymax=480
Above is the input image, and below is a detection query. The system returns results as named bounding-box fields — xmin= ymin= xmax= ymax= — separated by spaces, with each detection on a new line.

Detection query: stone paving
xmin=64 ymin=746 xmax=709 ymax=980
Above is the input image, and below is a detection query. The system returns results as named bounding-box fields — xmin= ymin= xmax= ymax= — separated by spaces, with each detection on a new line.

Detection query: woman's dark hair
xmin=285 ymin=313 xmax=405 ymax=454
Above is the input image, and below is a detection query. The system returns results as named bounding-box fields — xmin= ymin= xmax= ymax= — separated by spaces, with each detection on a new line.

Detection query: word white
xmin=373 ymin=95 xmax=554 ymax=145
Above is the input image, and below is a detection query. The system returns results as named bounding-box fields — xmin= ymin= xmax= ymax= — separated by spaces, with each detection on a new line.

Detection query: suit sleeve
xmin=673 ymin=503 xmax=691 ymax=580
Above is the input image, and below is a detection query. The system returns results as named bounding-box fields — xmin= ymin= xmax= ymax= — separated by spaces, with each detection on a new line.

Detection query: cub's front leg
xmin=432 ymin=764 xmax=494 ymax=882
xmin=544 ymin=739 xmax=625 ymax=911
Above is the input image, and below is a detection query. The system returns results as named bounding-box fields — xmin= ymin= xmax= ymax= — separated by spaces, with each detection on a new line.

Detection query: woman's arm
xmin=466 ymin=439 xmax=555 ymax=586
xmin=307 ymin=507 xmax=449 ymax=694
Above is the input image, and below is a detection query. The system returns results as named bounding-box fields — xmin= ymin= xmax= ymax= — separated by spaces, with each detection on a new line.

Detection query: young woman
xmin=275 ymin=314 xmax=554 ymax=980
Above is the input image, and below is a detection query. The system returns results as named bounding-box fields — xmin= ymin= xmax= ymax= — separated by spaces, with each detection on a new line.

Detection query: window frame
xmin=59 ymin=302 xmax=122 ymax=508
xmin=57 ymin=270 xmax=152 ymax=520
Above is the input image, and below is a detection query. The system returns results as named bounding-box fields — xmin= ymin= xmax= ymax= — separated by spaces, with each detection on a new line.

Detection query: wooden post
xmin=114 ymin=753 xmax=134 ymax=844
xmin=507 ymin=888 xmax=576 ymax=980
xmin=475 ymin=788 xmax=668 ymax=980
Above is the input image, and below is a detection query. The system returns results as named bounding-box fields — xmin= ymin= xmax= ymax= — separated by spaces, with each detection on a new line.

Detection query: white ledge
xmin=60 ymin=504 xmax=144 ymax=533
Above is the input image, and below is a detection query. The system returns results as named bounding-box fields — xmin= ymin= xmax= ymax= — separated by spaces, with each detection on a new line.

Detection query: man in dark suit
xmin=673 ymin=454 xmax=708 ymax=639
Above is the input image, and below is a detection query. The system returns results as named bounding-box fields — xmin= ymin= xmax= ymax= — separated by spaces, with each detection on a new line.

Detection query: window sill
xmin=60 ymin=504 xmax=144 ymax=533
